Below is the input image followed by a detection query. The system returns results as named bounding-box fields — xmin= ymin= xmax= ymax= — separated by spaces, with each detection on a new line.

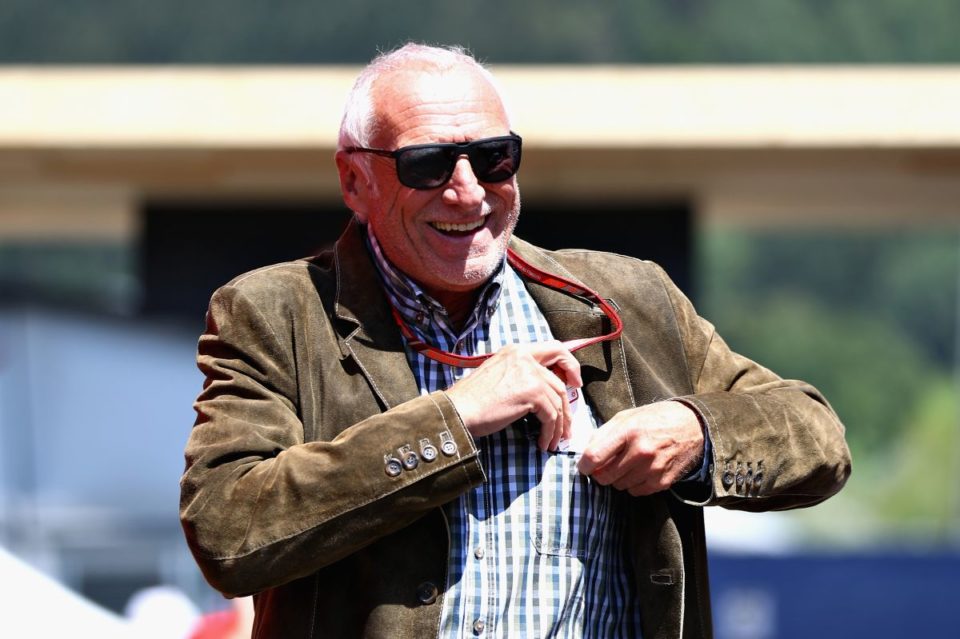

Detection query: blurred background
xmin=1 ymin=0 xmax=959 ymax=636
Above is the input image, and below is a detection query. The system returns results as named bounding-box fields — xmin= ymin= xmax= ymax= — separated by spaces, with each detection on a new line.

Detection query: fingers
xmin=533 ymin=399 xmax=560 ymax=451
xmin=581 ymin=445 xmax=666 ymax=497
xmin=593 ymin=455 xmax=670 ymax=497
xmin=578 ymin=402 xmax=704 ymax=496
xmin=579 ymin=418 xmax=670 ymax=494
xmin=533 ymin=365 xmax=571 ymax=451
xmin=445 ymin=340 xmax=580 ymax=447
xmin=528 ymin=341 xmax=583 ymax=389
xmin=510 ymin=341 xmax=576 ymax=451
xmin=577 ymin=422 xmax=625 ymax=475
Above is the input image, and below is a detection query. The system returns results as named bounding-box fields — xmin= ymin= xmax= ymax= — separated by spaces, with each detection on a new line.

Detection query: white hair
xmin=337 ymin=43 xmax=511 ymax=150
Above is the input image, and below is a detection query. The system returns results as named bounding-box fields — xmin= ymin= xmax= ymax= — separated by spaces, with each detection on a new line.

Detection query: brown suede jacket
xmin=180 ymin=219 xmax=851 ymax=638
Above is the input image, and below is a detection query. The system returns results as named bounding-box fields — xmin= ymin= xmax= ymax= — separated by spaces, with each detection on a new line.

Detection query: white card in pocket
xmin=556 ymin=386 xmax=596 ymax=454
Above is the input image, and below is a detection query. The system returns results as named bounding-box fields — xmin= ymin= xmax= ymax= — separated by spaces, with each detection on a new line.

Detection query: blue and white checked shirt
xmin=366 ymin=229 xmax=643 ymax=638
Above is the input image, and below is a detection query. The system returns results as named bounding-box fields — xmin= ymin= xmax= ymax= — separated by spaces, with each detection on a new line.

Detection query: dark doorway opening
xmin=515 ymin=201 xmax=693 ymax=297
xmin=139 ymin=199 xmax=692 ymax=321
xmin=140 ymin=201 xmax=351 ymax=320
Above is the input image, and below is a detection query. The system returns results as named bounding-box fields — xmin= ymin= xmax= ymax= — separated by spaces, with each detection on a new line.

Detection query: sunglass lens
xmin=396 ymin=147 xmax=455 ymax=189
xmin=471 ymin=139 xmax=521 ymax=183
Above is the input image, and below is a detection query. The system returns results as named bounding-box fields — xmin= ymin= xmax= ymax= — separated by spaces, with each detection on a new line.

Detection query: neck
xmin=361 ymin=226 xmax=491 ymax=332
xmin=429 ymin=287 xmax=481 ymax=332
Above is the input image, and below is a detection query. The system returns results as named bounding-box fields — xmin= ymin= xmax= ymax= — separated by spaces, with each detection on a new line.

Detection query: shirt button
xmin=415 ymin=581 xmax=438 ymax=605
xmin=474 ymin=546 xmax=484 ymax=560
xmin=472 ymin=619 xmax=485 ymax=635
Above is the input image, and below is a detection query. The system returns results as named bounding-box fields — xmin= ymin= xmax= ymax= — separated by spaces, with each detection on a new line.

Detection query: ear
xmin=335 ymin=150 xmax=372 ymax=223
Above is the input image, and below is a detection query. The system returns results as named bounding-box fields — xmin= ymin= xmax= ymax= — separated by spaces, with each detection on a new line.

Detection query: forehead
xmin=372 ymin=66 xmax=510 ymax=147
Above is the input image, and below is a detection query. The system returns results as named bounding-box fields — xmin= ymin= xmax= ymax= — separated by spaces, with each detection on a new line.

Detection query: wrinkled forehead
xmin=370 ymin=66 xmax=510 ymax=147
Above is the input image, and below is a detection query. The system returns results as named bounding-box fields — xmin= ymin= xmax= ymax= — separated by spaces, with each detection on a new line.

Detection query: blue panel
xmin=710 ymin=552 xmax=960 ymax=639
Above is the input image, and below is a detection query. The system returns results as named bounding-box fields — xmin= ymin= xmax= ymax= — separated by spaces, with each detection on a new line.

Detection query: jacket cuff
xmin=668 ymin=397 xmax=716 ymax=506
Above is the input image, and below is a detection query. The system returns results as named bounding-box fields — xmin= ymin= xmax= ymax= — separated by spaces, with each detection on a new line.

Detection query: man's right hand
xmin=444 ymin=341 xmax=582 ymax=451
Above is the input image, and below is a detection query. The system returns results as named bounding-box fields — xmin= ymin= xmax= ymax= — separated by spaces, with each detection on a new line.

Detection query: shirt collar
xmin=363 ymin=224 xmax=506 ymax=338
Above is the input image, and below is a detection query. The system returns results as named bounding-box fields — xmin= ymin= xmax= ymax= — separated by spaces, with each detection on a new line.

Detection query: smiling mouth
xmin=430 ymin=218 xmax=487 ymax=234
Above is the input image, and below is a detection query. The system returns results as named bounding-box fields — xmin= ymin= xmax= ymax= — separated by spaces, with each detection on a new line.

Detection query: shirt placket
xmin=465 ymin=444 xmax=491 ymax=636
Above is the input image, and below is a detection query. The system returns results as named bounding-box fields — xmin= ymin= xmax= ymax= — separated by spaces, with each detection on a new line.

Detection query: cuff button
xmin=402 ymin=451 xmax=420 ymax=471
xmin=420 ymin=438 xmax=438 ymax=462
xmin=439 ymin=430 xmax=458 ymax=456
xmin=384 ymin=456 xmax=403 ymax=477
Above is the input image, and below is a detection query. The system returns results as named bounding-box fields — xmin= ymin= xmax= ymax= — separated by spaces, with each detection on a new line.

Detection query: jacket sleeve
xmin=654 ymin=265 xmax=852 ymax=511
xmin=179 ymin=283 xmax=484 ymax=597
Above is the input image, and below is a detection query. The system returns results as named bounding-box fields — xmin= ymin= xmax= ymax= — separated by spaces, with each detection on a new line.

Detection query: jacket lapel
xmin=332 ymin=220 xmax=420 ymax=410
xmin=509 ymin=237 xmax=637 ymax=424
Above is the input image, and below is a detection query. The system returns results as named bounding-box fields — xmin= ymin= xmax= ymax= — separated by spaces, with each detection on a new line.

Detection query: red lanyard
xmin=390 ymin=248 xmax=624 ymax=368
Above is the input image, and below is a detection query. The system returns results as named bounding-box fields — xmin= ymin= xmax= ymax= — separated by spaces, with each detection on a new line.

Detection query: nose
xmin=441 ymin=156 xmax=486 ymax=209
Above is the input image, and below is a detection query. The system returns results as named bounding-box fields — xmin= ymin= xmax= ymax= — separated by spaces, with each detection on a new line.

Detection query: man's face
xmin=338 ymin=66 xmax=520 ymax=303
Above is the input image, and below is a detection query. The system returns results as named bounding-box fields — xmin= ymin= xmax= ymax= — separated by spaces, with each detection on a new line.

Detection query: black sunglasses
xmin=344 ymin=132 xmax=522 ymax=190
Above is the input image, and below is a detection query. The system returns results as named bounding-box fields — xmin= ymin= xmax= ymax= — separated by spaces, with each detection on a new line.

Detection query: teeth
xmin=432 ymin=219 xmax=485 ymax=233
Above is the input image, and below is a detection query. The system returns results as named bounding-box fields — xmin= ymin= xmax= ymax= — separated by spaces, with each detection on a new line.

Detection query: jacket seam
xmin=230 ymin=261 xmax=304 ymax=287
xmin=332 ymin=240 xmax=363 ymax=343
xmin=345 ymin=341 xmax=391 ymax=408
xmin=683 ymin=396 xmax=724 ymax=472
xmin=432 ymin=392 xmax=481 ymax=462
xmin=615 ymin=328 xmax=637 ymax=408
xmin=435 ymin=508 xmax=452 ymax=638
xmin=308 ymin=573 xmax=319 ymax=639
xmin=650 ymin=264 xmax=698 ymax=395
xmin=228 ymin=286 xmax=289 ymax=368
xmin=528 ymin=247 xmax=590 ymax=284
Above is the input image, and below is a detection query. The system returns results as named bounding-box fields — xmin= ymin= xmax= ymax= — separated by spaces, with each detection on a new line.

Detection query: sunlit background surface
xmin=2 ymin=1 xmax=960 ymax=636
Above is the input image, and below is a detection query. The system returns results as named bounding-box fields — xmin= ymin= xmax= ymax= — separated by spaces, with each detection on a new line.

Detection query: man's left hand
xmin=577 ymin=401 xmax=704 ymax=496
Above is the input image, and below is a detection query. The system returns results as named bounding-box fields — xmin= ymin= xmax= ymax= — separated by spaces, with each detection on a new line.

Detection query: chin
xmin=429 ymin=262 xmax=497 ymax=293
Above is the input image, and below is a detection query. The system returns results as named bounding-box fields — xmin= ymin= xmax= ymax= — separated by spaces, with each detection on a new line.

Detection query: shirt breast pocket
xmin=531 ymin=452 xmax=594 ymax=558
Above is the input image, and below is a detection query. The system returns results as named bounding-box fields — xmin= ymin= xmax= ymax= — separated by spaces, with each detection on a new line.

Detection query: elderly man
xmin=180 ymin=44 xmax=851 ymax=638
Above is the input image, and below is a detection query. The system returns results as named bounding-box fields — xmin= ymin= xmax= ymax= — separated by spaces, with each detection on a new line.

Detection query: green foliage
xmin=879 ymin=378 xmax=960 ymax=538
xmin=5 ymin=0 xmax=960 ymax=63
xmin=698 ymin=229 xmax=960 ymax=369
